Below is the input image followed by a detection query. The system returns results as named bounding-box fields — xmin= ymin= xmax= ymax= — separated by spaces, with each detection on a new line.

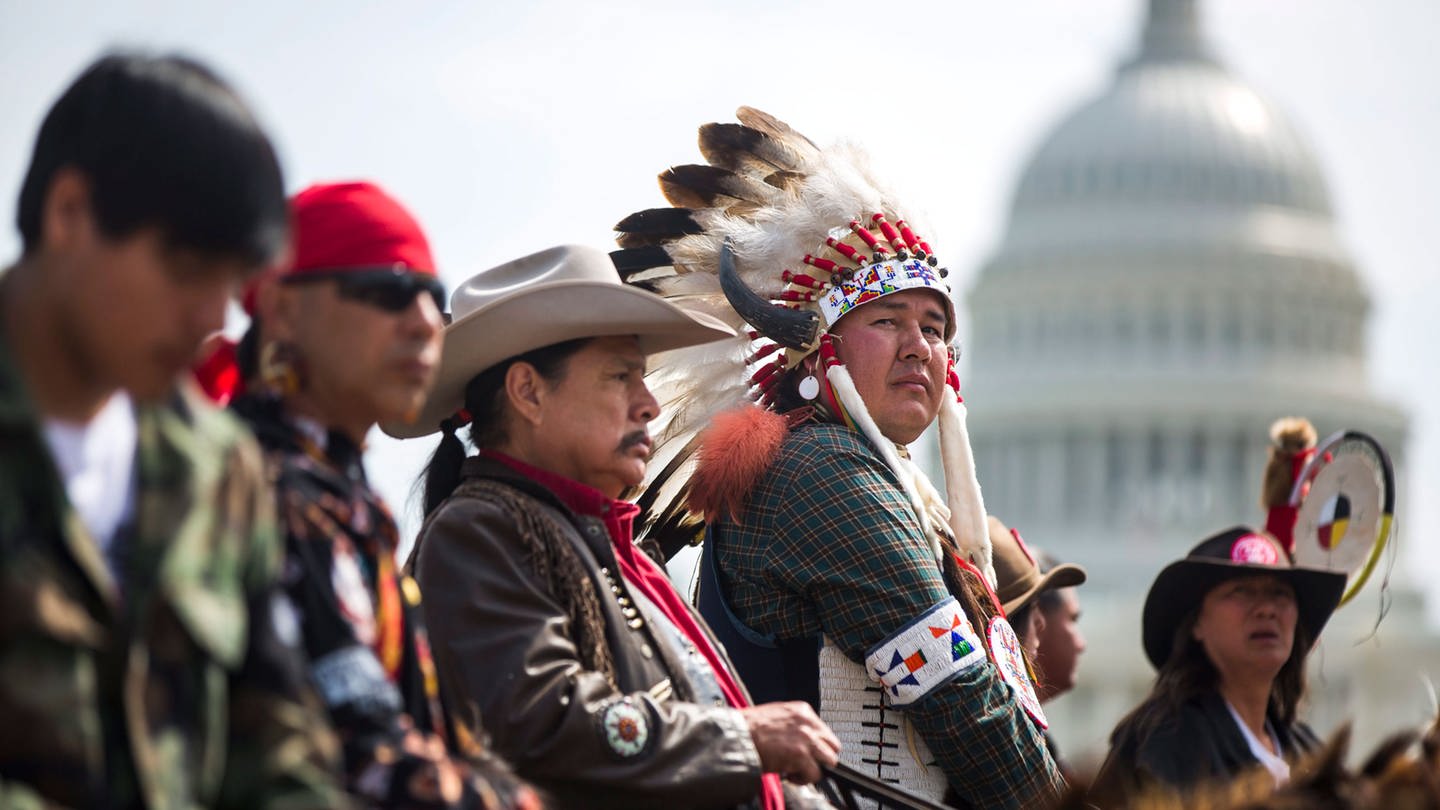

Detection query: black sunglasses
xmin=283 ymin=267 xmax=446 ymax=314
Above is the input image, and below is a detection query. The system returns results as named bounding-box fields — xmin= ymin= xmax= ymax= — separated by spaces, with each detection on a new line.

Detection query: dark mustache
xmin=618 ymin=431 xmax=650 ymax=452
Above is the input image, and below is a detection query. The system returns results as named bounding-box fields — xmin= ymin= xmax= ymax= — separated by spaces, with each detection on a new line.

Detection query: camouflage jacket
xmin=0 ymin=330 xmax=349 ymax=809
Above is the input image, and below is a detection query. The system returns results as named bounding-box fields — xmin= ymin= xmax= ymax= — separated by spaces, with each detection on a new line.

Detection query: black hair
xmin=1109 ymin=605 xmax=1313 ymax=746
xmin=421 ymin=338 xmax=592 ymax=516
xmin=1035 ymin=588 xmax=1066 ymax=615
xmin=17 ymin=52 xmax=287 ymax=266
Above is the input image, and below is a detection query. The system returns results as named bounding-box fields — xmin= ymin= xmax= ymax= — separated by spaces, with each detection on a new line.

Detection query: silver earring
xmin=798 ymin=375 xmax=820 ymax=401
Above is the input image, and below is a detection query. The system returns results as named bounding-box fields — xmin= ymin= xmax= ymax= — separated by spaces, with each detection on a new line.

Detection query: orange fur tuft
xmin=1261 ymin=416 xmax=1318 ymax=508
xmin=688 ymin=406 xmax=790 ymax=521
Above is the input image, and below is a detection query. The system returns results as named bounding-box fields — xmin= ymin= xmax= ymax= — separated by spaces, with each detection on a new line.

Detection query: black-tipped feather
xmin=609 ymin=246 xmax=673 ymax=280
xmin=632 ymin=431 xmax=709 ymax=561
xmin=698 ymin=123 xmax=811 ymax=175
xmin=646 ymin=500 xmax=705 ymax=562
xmin=614 ymin=233 xmax=664 ymax=250
xmin=614 ymin=207 xmax=703 ymax=248
xmin=698 ymin=123 xmax=770 ymax=172
xmin=736 ymin=106 xmax=819 ymax=151
xmin=635 ymin=435 xmax=700 ymax=516
xmin=764 ymin=170 xmax=806 ymax=191
xmin=615 ymin=207 xmax=702 ymax=236
xmin=659 ymin=165 xmax=775 ymax=209
xmin=618 ymin=107 xmax=828 ymax=563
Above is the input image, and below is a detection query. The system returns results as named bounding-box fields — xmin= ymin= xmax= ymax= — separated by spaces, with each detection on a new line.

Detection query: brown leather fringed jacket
xmin=407 ymin=457 xmax=816 ymax=810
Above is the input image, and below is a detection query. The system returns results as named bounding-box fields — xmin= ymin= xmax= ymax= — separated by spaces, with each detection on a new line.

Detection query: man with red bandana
xmin=228 ymin=181 xmax=537 ymax=809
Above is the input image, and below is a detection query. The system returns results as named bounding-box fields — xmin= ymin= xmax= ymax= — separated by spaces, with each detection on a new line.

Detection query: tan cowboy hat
xmin=385 ymin=244 xmax=734 ymax=439
xmin=988 ymin=516 xmax=1087 ymax=615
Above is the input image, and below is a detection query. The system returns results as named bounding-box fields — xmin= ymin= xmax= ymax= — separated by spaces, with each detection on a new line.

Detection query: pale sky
xmin=2 ymin=0 xmax=1437 ymax=620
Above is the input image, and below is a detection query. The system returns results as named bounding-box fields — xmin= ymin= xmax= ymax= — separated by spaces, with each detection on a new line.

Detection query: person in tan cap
xmin=393 ymin=245 xmax=839 ymax=810
xmin=986 ymin=517 xmax=1087 ymax=721
xmin=987 ymin=515 xmax=1088 ymax=780
xmin=1031 ymin=550 xmax=1087 ymax=705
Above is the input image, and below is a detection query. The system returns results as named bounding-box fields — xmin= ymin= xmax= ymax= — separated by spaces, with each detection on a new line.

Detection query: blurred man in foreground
xmin=0 ymin=53 xmax=345 ymax=808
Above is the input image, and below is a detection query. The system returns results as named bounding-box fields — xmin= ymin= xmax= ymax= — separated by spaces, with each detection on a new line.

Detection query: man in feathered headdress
xmin=612 ymin=108 xmax=1064 ymax=807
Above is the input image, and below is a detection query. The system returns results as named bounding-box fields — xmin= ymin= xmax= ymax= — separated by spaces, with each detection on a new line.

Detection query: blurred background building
xmin=3 ymin=0 xmax=1435 ymax=778
xmin=958 ymin=0 xmax=1437 ymax=766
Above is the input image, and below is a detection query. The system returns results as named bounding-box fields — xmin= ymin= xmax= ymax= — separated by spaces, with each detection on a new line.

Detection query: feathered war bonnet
xmin=612 ymin=107 xmax=995 ymax=584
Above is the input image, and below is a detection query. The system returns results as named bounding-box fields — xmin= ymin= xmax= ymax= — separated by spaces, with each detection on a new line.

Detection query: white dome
xmin=1011 ymin=61 xmax=1333 ymax=218
xmin=949 ymin=0 xmax=1417 ymax=770
xmin=986 ymin=0 xmax=1345 ymax=267
xmin=959 ymin=0 xmax=1405 ymax=571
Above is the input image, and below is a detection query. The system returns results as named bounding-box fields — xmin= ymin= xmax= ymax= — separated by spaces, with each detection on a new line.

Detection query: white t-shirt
xmin=42 ymin=392 xmax=139 ymax=564
xmin=1224 ymin=698 xmax=1290 ymax=786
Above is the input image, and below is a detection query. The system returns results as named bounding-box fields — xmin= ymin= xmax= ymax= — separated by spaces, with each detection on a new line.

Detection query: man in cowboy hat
xmin=0 ymin=53 xmax=345 ymax=808
xmin=392 ymin=244 xmax=840 ymax=809
xmin=611 ymin=108 xmax=1065 ymax=808
xmin=228 ymin=181 xmax=536 ymax=809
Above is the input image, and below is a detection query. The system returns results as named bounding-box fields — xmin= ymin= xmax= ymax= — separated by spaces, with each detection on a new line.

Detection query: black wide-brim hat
xmin=1142 ymin=526 xmax=1346 ymax=669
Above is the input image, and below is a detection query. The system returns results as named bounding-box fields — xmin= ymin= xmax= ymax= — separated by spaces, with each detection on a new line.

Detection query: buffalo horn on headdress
xmin=717 ymin=240 xmax=818 ymax=352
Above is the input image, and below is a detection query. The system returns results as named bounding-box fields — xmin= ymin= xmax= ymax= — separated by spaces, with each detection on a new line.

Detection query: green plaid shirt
xmin=712 ymin=422 xmax=1063 ymax=809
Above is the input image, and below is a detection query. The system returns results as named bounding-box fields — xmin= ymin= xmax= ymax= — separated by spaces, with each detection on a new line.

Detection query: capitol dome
xmin=1010 ymin=26 xmax=1333 ymax=220
xmin=988 ymin=0 xmax=1350 ymax=276
xmin=951 ymin=0 xmax=1418 ymax=765
xmin=963 ymin=0 xmax=1406 ymax=581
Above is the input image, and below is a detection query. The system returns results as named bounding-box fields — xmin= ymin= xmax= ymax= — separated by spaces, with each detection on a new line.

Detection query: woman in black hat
xmin=1089 ymin=526 xmax=1346 ymax=805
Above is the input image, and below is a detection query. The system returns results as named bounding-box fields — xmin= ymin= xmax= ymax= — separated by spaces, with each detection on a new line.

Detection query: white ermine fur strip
xmin=939 ymin=394 xmax=994 ymax=586
xmin=900 ymin=456 xmax=953 ymax=564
